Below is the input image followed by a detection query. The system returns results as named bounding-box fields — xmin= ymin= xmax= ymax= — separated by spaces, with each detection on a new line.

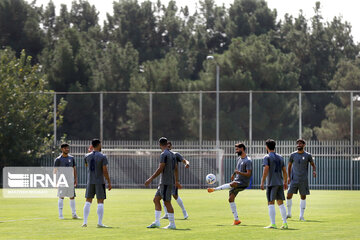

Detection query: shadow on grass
xmin=288 ymin=219 xmax=324 ymax=223
xmin=301 ymin=220 xmax=323 ymax=223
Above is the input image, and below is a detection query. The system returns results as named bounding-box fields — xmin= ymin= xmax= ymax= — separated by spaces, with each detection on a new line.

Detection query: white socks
xmin=83 ymin=202 xmax=91 ymax=224
xmin=97 ymin=204 xmax=104 ymax=225
xmin=229 ymin=202 xmax=239 ymax=221
xmin=168 ymin=213 xmax=175 ymax=226
xmin=70 ymin=199 xmax=76 ymax=215
xmin=155 ymin=210 xmax=161 ymax=224
xmin=300 ymin=199 xmax=306 ymax=218
xmin=268 ymin=204 xmax=276 ymax=225
xmin=215 ymin=183 xmax=231 ymax=191
xmin=279 ymin=204 xmax=287 ymax=223
xmin=176 ymin=197 xmax=187 ymax=216
xmin=286 ymin=199 xmax=292 ymax=216
xmin=58 ymin=198 xmax=64 ymax=217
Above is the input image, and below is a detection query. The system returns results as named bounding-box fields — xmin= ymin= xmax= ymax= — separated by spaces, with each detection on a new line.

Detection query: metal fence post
xmin=350 ymin=92 xmax=354 ymax=190
xmin=249 ymin=91 xmax=253 ymax=152
xmin=149 ymin=92 xmax=153 ymax=145
xmin=53 ymin=93 xmax=57 ymax=146
xmin=299 ymin=91 xmax=302 ymax=139
xmin=100 ymin=92 xmax=103 ymax=142
xmin=199 ymin=91 xmax=203 ymax=147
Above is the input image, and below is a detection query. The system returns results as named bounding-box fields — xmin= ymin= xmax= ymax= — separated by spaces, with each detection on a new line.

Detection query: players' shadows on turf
xmin=300 ymin=220 xmax=323 ymax=223
xmin=172 ymin=228 xmax=191 ymax=231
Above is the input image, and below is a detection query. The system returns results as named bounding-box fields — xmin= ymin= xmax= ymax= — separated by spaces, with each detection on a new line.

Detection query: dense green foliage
xmin=1 ymin=0 xmax=360 ymax=142
xmin=0 ymin=49 xmax=66 ymax=167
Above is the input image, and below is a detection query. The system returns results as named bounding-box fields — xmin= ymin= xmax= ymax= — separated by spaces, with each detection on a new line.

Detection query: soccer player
xmin=161 ymin=141 xmax=190 ymax=220
xmin=54 ymin=143 xmax=79 ymax=220
xmin=207 ymin=142 xmax=252 ymax=225
xmin=260 ymin=139 xmax=288 ymax=229
xmin=145 ymin=137 xmax=181 ymax=229
xmin=82 ymin=139 xmax=112 ymax=228
xmin=286 ymin=139 xmax=316 ymax=221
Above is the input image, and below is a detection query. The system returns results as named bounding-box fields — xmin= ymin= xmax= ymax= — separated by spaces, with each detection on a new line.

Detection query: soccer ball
xmin=206 ymin=173 xmax=216 ymax=184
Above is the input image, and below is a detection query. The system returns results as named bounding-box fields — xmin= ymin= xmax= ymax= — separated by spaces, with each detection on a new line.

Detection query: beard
xmin=237 ymin=151 xmax=242 ymax=156
xmin=297 ymin=147 xmax=303 ymax=151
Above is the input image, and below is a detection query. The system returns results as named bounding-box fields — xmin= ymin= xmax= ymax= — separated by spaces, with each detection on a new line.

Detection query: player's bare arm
xmin=261 ymin=165 xmax=269 ymax=190
xmin=235 ymin=169 xmax=252 ymax=178
xmin=145 ymin=163 xmax=165 ymax=186
xmin=73 ymin=166 xmax=78 ymax=187
xmin=102 ymin=165 xmax=112 ymax=191
xmin=182 ymin=159 xmax=190 ymax=168
xmin=231 ymin=172 xmax=235 ymax=181
xmin=174 ymin=163 xmax=182 ymax=189
xmin=282 ymin=166 xmax=288 ymax=190
xmin=311 ymin=161 xmax=316 ymax=178
xmin=287 ymin=162 xmax=292 ymax=184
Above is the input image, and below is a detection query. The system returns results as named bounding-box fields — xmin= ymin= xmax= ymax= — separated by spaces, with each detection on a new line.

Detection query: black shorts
xmin=288 ymin=182 xmax=310 ymax=195
xmin=85 ymin=184 xmax=106 ymax=199
xmin=155 ymin=184 xmax=173 ymax=202
xmin=266 ymin=185 xmax=285 ymax=202
xmin=229 ymin=182 xmax=247 ymax=197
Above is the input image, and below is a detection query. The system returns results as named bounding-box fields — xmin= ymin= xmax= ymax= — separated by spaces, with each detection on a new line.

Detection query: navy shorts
xmin=155 ymin=184 xmax=173 ymax=201
xmin=288 ymin=182 xmax=310 ymax=195
xmin=266 ymin=185 xmax=285 ymax=202
xmin=85 ymin=184 xmax=106 ymax=199
xmin=229 ymin=182 xmax=247 ymax=197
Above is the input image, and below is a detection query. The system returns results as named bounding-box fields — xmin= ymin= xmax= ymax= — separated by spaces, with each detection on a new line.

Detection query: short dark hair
xmin=159 ymin=137 xmax=168 ymax=146
xmin=60 ymin=143 xmax=69 ymax=148
xmin=235 ymin=142 xmax=246 ymax=151
xmin=92 ymin=139 xmax=101 ymax=148
xmin=296 ymin=139 xmax=306 ymax=144
xmin=265 ymin=139 xmax=276 ymax=150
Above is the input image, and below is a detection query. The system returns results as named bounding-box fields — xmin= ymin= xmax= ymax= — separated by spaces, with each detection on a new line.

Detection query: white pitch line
xmin=0 ymin=218 xmax=47 ymax=223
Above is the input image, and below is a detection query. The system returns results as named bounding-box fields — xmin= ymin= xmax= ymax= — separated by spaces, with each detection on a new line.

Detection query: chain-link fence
xmin=51 ymin=90 xmax=360 ymax=143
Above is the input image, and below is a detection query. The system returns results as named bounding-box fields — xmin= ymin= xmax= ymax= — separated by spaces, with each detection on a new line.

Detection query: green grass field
xmin=0 ymin=189 xmax=359 ymax=240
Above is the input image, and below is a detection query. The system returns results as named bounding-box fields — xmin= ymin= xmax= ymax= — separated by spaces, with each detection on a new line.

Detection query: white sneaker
xmin=72 ymin=214 xmax=81 ymax=219
xmin=147 ymin=222 xmax=160 ymax=228
xmin=162 ymin=224 xmax=176 ymax=229
xmin=183 ymin=213 xmax=189 ymax=219
xmin=81 ymin=223 xmax=87 ymax=227
xmin=97 ymin=224 xmax=109 ymax=228
xmin=161 ymin=214 xmax=168 ymax=219
xmin=59 ymin=216 xmax=64 ymax=220
xmin=299 ymin=217 xmax=306 ymax=221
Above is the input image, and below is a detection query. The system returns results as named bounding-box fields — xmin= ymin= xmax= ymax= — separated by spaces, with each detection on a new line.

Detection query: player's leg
xmin=228 ymin=191 xmax=241 ymax=225
xmin=299 ymin=183 xmax=309 ymax=221
xmin=276 ymin=187 xmax=288 ymax=229
xmin=286 ymin=183 xmax=298 ymax=218
xmin=173 ymin=187 xmax=188 ymax=219
xmin=147 ymin=187 xmax=162 ymax=228
xmin=161 ymin=200 xmax=168 ymax=219
xmin=82 ymin=184 xmax=95 ymax=227
xmin=208 ymin=181 xmax=233 ymax=193
xmin=70 ymin=188 xmax=79 ymax=219
xmin=58 ymin=197 xmax=64 ymax=219
xmin=96 ymin=199 xmax=106 ymax=227
xmin=96 ymin=184 xmax=107 ymax=227
xmin=286 ymin=192 xmax=293 ymax=218
xmin=162 ymin=186 xmax=176 ymax=219
xmin=264 ymin=186 xmax=277 ymax=229
xmin=162 ymin=185 xmax=176 ymax=229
